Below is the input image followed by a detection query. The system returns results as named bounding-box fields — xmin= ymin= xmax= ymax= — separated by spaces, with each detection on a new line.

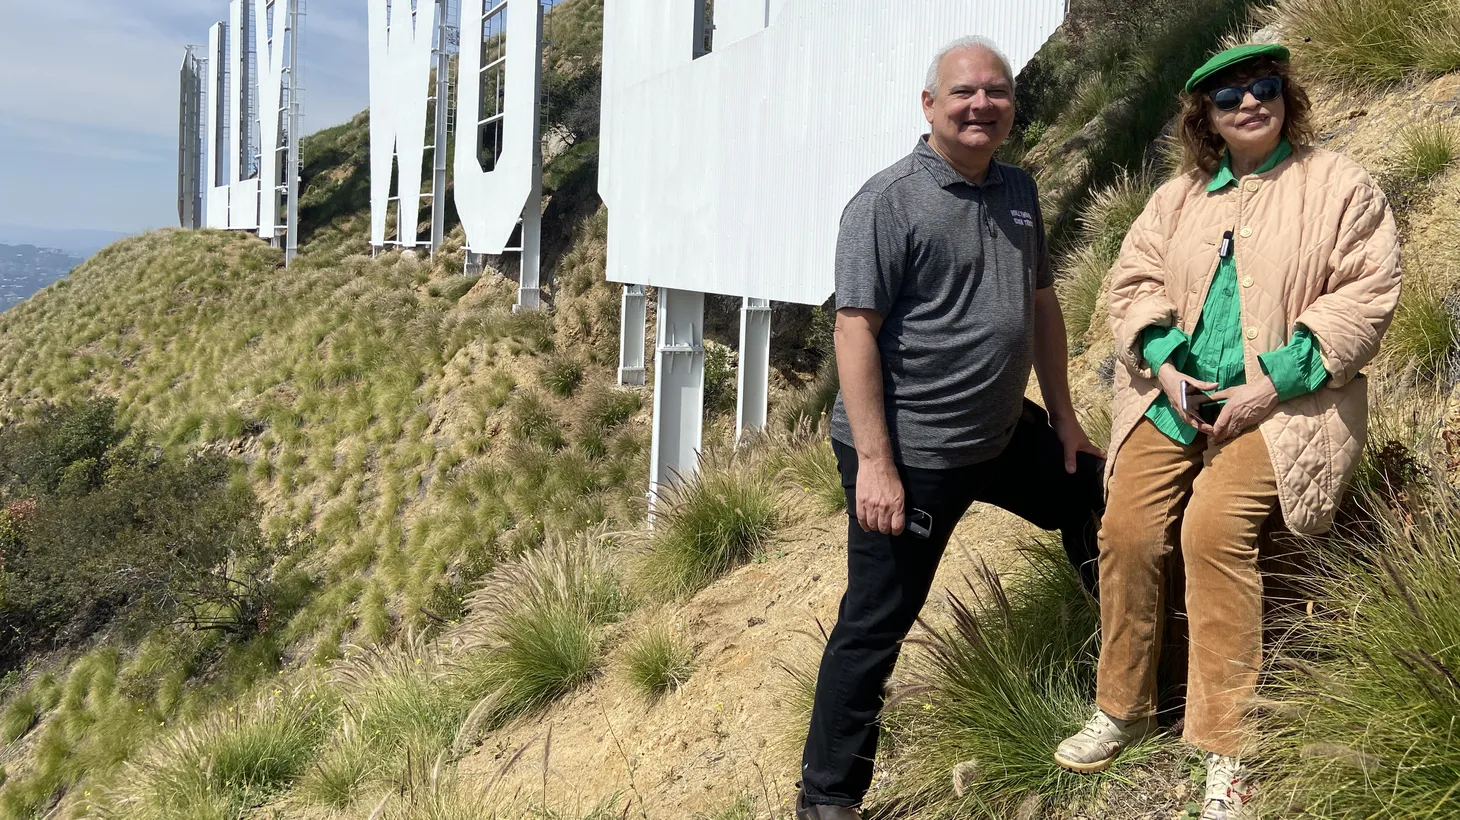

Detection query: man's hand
xmin=1209 ymin=376 xmax=1278 ymax=443
xmin=855 ymin=455 xmax=906 ymax=535
xmin=1053 ymin=415 xmax=1106 ymax=474
xmin=1157 ymin=361 xmax=1217 ymax=435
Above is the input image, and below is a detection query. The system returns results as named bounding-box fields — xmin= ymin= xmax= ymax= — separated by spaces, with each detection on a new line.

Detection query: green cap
xmin=1185 ymin=43 xmax=1291 ymax=93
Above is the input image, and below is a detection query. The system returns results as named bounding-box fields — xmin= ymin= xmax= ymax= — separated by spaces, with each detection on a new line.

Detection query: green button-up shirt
xmin=1140 ymin=139 xmax=1330 ymax=445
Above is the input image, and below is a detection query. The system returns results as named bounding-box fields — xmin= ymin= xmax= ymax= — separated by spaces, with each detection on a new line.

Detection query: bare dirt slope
xmin=459 ymin=498 xmax=1044 ymax=817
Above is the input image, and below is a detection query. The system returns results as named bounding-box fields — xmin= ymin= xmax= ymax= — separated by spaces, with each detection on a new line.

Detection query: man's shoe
xmin=794 ymin=788 xmax=862 ymax=820
xmin=1053 ymin=709 xmax=1156 ymax=773
xmin=1200 ymin=753 xmax=1256 ymax=820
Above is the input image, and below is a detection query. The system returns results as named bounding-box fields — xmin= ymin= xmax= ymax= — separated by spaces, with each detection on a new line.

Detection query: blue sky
xmin=0 ymin=0 xmax=370 ymax=236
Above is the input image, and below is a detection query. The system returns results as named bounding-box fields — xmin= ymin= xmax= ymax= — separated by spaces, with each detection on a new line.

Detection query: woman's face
xmin=1207 ymin=70 xmax=1286 ymax=159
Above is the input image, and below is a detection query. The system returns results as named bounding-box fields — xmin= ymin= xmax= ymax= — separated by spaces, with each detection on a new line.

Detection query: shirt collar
xmin=1206 ymin=137 xmax=1293 ymax=192
xmin=916 ymin=137 xmax=1004 ymax=189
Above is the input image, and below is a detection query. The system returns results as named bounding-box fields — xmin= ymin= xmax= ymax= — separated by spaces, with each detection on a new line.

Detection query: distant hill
xmin=0 ymin=243 xmax=82 ymax=311
xmin=0 ymin=224 xmax=129 ymax=258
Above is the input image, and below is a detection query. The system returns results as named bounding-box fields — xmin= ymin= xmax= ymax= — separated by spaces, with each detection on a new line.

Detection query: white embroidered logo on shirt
xmin=1011 ymin=209 xmax=1035 ymax=228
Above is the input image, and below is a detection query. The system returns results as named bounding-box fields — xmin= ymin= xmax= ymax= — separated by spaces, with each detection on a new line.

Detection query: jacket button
xmin=1246 ymin=328 xmax=1259 ymax=340
xmin=1245 ymin=180 xmax=1260 ymax=192
xmin=1242 ymin=276 xmax=1254 ymax=288
xmin=1239 ymin=226 xmax=1253 ymax=238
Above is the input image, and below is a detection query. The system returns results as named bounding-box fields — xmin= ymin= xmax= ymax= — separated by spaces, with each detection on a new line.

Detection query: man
xmin=796 ymin=37 xmax=1106 ymax=818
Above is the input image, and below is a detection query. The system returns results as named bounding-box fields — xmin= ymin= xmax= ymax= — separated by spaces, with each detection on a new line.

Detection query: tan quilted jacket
xmin=1106 ymin=147 xmax=1401 ymax=534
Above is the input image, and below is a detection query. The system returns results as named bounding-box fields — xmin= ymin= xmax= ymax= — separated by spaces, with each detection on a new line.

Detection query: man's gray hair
xmin=924 ymin=36 xmax=1016 ymax=97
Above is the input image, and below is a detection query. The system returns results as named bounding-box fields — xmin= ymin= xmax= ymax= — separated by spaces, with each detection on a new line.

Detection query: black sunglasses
xmin=1208 ymin=75 xmax=1283 ymax=112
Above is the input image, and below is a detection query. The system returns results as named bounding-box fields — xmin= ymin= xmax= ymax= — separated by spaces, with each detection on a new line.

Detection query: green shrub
xmin=96 ymin=684 xmax=331 ymax=818
xmin=298 ymin=734 xmax=380 ymax=808
xmin=0 ymin=408 xmax=280 ymax=664
xmin=1258 ymin=486 xmax=1460 ymax=818
xmin=779 ymin=357 xmax=840 ymax=434
xmin=0 ymin=690 xmax=39 ymax=744
xmin=1078 ymin=401 xmax=1114 ymax=453
xmin=771 ymin=631 xmax=823 ymax=766
xmin=1398 ymin=118 xmax=1459 ymax=184
xmin=1263 ymin=0 xmax=1460 ymax=89
xmin=1078 ymin=172 xmax=1156 ymax=266
xmin=479 ymin=370 xmax=518 ymax=410
xmin=703 ymin=341 xmax=738 ymax=417
xmin=779 ymin=438 xmax=846 ymax=515
xmin=622 ymin=623 xmax=695 ymax=699
xmin=578 ymin=382 xmax=642 ymax=434
xmin=428 ymin=274 xmax=481 ymax=302
xmin=703 ymin=795 xmax=758 ymax=820
xmin=883 ymin=542 xmax=1164 ymax=816
xmin=635 ymin=458 xmax=780 ymax=598
xmin=540 ymin=355 xmax=586 ymax=398
xmin=508 ymin=389 xmax=567 ymax=450
xmin=307 ymin=638 xmax=472 ymax=802
xmin=454 ymin=533 xmax=629 ymax=731
xmin=0 ymin=398 xmax=121 ymax=495
xmin=1383 ymin=272 xmax=1456 ymax=378
xmin=1056 ymin=244 xmax=1110 ymax=352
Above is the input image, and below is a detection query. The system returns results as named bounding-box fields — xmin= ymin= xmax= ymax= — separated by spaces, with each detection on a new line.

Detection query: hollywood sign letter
xmin=367 ymin=0 xmax=543 ymax=306
xmin=202 ymin=0 xmax=300 ymax=257
xmin=601 ymin=0 xmax=1066 ymax=305
xmin=367 ymin=0 xmax=438 ymax=250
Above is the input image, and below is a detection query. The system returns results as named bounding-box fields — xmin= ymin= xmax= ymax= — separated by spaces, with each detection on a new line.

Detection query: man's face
xmin=921 ymin=49 xmax=1015 ymax=155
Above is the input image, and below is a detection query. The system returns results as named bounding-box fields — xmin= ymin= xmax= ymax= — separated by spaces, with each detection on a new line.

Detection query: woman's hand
xmin=1209 ymin=376 xmax=1279 ymax=443
xmin=1156 ymin=362 xmax=1217 ymax=435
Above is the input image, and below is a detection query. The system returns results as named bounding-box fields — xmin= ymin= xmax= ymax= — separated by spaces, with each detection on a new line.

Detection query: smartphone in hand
xmin=1179 ymin=380 xmax=1225 ymax=425
xmin=906 ymin=508 xmax=933 ymax=539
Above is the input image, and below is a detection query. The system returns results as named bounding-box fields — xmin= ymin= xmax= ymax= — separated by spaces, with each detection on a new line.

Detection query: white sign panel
xmin=368 ymin=0 xmax=438 ymax=249
xmin=206 ymin=22 xmax=231 ymax=229
xmin=255 ymin=0 xmax=291 ymax=240
xmin=600 ymin=0 xmax=1066 ymax=306
xmin=454 ymin=0 xmax=541 ymax=255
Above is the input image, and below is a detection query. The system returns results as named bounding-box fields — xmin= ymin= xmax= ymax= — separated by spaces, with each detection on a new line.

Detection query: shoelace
xmin=1077 ymin=712 xmax=1116 ymax=740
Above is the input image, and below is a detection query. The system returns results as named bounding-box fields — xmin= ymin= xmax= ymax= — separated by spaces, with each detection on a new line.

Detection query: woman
xmin=1052 ymin=44 xmax=1401 ymax=819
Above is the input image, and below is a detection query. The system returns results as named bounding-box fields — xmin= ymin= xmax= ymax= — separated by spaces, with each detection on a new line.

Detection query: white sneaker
xmin=1201 ymin=753 xmax=1256 ymax=820
xmin=1053 ymin=709 xmax=1156 ymax=773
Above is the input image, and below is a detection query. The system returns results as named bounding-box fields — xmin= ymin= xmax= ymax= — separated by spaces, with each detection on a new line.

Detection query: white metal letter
xmin=254 ymin=0 xmax=291 ymax=241
xmin=368 ymin=0 xmax=439 ymax=250
xmin=600 ymin=0 xmax=1066 ymax=306
xmin=205 ymin=22 xmax=230 ymax=229
xmin=453 ymin=0 xmax=543 ymax=257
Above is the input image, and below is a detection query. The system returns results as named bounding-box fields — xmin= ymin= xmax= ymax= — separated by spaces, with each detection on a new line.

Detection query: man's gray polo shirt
xmin=829 ymin=138 xmax=1052 ymax=469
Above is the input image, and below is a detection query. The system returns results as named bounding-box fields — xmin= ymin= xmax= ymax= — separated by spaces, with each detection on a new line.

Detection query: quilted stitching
xmin=1105 ymin=148 xmax=1401 ymax=535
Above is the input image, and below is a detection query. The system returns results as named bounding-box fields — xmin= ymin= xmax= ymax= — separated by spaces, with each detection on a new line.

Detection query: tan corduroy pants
xmin=1096 ymin=419 xmax=1279 ymax=757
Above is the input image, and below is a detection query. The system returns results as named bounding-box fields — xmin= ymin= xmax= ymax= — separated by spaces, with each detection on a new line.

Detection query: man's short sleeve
xmin=834 ymin=192 xmax=907 ymax=316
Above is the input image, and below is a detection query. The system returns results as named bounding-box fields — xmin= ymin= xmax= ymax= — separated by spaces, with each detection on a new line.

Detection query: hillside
xmin=0 ymin=0 xmax=1458 ymax=818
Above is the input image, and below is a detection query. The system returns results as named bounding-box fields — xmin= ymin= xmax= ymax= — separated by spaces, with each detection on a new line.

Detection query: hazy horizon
xmin=0 ymin=1 xmax=370 ymax=237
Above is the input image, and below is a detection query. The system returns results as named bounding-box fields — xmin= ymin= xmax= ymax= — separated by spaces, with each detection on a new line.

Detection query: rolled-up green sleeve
xmin=1141 ymin=324 xmax=1189 ymax=372
xmin=1259 ymin=326 xmax=1330 ymax=402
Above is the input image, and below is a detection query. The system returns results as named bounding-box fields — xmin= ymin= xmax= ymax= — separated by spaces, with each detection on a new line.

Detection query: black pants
xmin=800 ymin=401 xmax=1104 ymax=806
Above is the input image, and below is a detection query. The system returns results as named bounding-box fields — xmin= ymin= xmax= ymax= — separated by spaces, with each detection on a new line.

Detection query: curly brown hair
xmin=1176 ymin=56 xmax=1315 ymax=176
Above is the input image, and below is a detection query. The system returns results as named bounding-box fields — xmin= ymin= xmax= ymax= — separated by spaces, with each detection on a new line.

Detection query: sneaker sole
xmin=1053 ymin=750 xmax=1118 ymax=774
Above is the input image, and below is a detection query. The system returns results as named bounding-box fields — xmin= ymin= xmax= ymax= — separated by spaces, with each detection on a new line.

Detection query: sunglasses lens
xmin=1212 ymin=87 xmax=1243 ymax=111
xmin=1252 ymin=76 xmax=1283 ymax=102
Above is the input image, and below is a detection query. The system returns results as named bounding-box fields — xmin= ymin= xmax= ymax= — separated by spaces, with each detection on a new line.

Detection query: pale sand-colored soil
xmin=457 ymin=498 xmax=1043 ymax=817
